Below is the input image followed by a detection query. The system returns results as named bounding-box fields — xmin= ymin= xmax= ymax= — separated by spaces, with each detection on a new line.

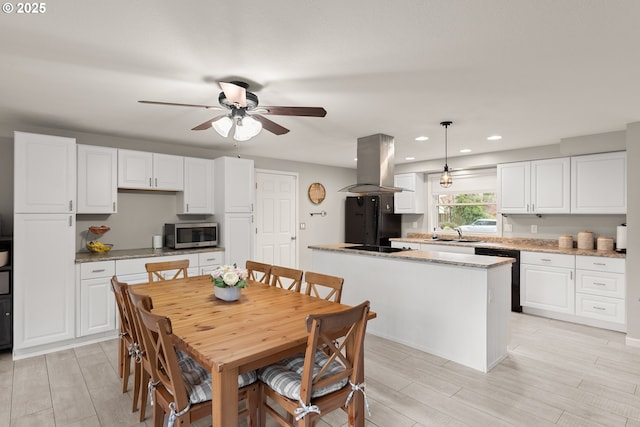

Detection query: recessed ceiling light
xmin=460 ymin=149 xmax=472 ymax=153
xmin=405 ymin=156 xmax=416 ymax=160
xmin=415 ymin=136 xmax=429 ymax=141
xmin=487 ymin=135 xmax=502 ymax=141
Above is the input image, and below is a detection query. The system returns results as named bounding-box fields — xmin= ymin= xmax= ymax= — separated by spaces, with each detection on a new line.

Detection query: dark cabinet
xmin=0 ymin=237 xmax=12 ymax=350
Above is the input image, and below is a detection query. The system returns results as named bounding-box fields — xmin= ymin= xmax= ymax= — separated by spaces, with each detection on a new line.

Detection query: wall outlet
xmin=504 ymin=223 xmax=513 ymax=232
xmin=412 ymin=221 xmax=418 ymax=228
xmin=531 ymin=224 xmax=538 ymax=234
xmin=299 ymin=222 xmax=306 ymax=230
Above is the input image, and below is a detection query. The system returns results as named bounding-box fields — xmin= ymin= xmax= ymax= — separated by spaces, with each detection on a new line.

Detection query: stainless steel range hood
xmin=339 ymin=133 xmax=406 ymax=194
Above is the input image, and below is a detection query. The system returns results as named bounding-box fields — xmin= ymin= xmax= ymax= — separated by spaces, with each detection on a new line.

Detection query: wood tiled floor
xmin=1 ymin=313 xmax=640 ymax=426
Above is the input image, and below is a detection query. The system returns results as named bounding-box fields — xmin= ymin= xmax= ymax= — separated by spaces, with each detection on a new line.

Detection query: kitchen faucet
xmin=455 ymin=227 xmax=463 ymax=239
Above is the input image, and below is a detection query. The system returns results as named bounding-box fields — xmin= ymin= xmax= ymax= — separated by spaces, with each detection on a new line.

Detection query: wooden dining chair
xmin=136 ymin=303 xmax=260 ymax=427
xmin=246 ymin=260 xmax=272 ymax=284
xmin=304 ymin=271 xmax=344 ymax=303
xmin=258 ymin=301 xmax=371 ymax=427
xmin=145 ymin=259 xmax=190 ymax=282
xmin=110 ymin=277 xmax=139 ymax=397
xmin=127 ymin=290 xmax=154 ymax=421
xmin=269 ymin=265 xmax=303 ymax=292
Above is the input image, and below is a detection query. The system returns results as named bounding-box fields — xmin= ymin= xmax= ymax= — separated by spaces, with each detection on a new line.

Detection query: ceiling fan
xmin=139 ymin=81 xmax=327 ymax=141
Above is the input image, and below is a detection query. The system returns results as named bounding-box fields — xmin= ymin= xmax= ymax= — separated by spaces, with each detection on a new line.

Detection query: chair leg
xmin=257 ymin=383 xmax=267 ymax=427
xmin=131 ymin=360 xmax=141 ymax=412
xmin=152 ymin=395 xmax=164 ymax=427
xmin=138 ymin=369 xmax=150 ymax=422
xmin=117 ymin=338 xmax=124 ymax=378
xmin=121 ymin=351 xmax=131 ymax=393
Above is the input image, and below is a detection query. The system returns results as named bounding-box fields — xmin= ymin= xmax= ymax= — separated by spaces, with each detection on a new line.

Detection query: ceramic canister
xmin=577 ymin=231 xmax=594 ymax=250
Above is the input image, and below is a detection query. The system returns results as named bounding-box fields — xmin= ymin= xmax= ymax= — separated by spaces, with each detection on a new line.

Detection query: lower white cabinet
xmin=199 ymin=251 xmax=224 ymax=275
xmin=575 ymin=255 xmax=625 ymax=327
xmin=14 ymin=213 xmax=76 ymax=353
xmin=116 ymin=253 xmax=200 ymax=283
xmin=520 ymin=252 xmax=575 ymax=314
xmin=391 ymin=241 xmax=421 ymax=250
xmin=79 ymin=260 xmax=116 ymax=336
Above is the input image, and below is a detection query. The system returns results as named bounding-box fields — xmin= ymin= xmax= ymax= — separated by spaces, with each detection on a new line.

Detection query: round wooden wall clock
xmin=308 ymin=182 xmax=326 ymax=204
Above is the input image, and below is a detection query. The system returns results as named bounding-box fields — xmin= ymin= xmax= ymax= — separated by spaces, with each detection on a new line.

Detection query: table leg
xmin=212 ymin=367 xmax=239 ymax=427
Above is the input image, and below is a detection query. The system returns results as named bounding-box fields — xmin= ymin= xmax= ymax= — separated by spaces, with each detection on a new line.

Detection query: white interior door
xmin=255 ymin=171 xmax=298 ymax=267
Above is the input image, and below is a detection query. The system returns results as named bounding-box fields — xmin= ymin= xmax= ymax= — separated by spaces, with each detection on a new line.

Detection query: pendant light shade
xmin=440 ymin=121 xmax=453 ymax=188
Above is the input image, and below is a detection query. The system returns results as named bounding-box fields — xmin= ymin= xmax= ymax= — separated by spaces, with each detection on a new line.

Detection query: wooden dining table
xmin=130 ymin=274 xmax=373 ymax=427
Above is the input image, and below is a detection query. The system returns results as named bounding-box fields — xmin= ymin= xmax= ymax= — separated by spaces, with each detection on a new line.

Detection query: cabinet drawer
xmin=521 ymin=251 xmax=575 ymax=268
xmin=576 ymin=269 xmax=625 ymax=298
xmin=198 ymin=251 xmax=224 ymax=267
xmin=80 ymin=260 xmax=115 ymax=279
xmin=576 ymin=293 xmax=625 ymax=324
xmin=575 ymin=255 xmax=625 ymax=273
xmin=116 ymin=254 xmax=199 ymax=275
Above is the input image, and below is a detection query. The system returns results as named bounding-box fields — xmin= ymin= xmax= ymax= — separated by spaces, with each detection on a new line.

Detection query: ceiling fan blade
xmin=253 ymin=114 xmax=290 ymax=135
xmin=219 ymin=82 xmax=247 ymax=107
xmin=259 ymin=106 xmax=327 ymax=117
xmin=138 ymin=100 xmax=223 ymax=110
xmin=192 ymin=115 xmax=227 ymax=131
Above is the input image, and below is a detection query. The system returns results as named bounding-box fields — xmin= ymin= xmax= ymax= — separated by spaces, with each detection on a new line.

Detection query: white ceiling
xmin=1 ymin=0 xmax=639 ymax=168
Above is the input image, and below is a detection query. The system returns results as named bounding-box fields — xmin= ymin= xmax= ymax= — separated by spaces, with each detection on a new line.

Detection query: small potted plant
xmin=210 ymin=264 xmax=248 ymax=301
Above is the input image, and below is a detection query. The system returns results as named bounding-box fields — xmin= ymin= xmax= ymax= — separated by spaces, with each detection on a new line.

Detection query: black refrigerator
xmin=345 ymin=195 xmax=401 ymax=246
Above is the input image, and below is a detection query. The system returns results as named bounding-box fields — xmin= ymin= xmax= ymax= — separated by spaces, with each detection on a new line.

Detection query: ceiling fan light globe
xmin=234 ymin=115 xmax=262 ymax=141
xmin=212 ymin=116 xmax=233 ymax=137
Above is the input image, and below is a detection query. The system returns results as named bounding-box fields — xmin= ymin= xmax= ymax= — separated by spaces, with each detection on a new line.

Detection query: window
xmin=428 ymin=169 xmax=499 ymax=235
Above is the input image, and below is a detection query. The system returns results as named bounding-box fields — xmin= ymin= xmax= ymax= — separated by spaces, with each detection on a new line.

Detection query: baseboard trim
xmin=626 ymin=336 xmax=640 ymax=348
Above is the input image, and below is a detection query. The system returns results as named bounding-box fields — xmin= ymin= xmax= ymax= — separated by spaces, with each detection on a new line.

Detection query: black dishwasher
xmin=474 ymin=247 xmax=521 ymax=312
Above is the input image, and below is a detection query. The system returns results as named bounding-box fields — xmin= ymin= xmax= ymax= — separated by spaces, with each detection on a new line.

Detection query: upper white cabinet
xmin=571 ymin=151 xmax=626 ymax=214
xmin=178 ymin=157 xmax=214 ymax=214
xmin=394 ymin=173 xmax=424 ymax=214
xmin=118 ymin=149 xmax=184 ymax=191
xmin=214 ymin=156 xmax=255 ymax=212
xmin=498 ymin=158 xmax=570 ymax=214
xmin=14 ymin=131 xmax=76 ymax=214
xmin=77 ymin=145 xmax=117 ymax=214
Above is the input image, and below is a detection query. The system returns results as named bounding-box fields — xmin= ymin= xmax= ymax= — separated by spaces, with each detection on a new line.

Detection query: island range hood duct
xmin=339 ymin=133 xmax=407 ymax=195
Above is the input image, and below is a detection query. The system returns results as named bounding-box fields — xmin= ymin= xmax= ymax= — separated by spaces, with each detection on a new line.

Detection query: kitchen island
xmin=310 ymin=244 xmax=515 ymax=373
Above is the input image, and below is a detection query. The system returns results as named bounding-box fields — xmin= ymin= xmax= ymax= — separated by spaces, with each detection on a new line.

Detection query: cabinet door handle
xmin=532 ymin=204 xmax=535 ymax=212
xmin=155 ymin=177 xmax=158 ymax=187
xmin=69 ymin=200 xmax=73 ymax=211
xmin=540 ymin=258 xmax=552 ymax=262
xmin=113 ymin=201 xmax=116 ymax=212
xmin=206 ymin=258 xmax=216 ymax=262
xmin=593 ymin=262 xmax=606 ymax=266
xmin=4 ymin=312 xmax=10 ymax=317
xmin=149 ymin=177 xmax=152 ymax=187
xmin=69 ymin=216 xmax=73 ymax=227
xmin=186 ymin=203 xmax=189 ymax=212
xmin=92 ymin=269 xmax=106 ymax=273
xmin=570 ymin=271 xmax=573 ymax=280
xmin=592 ymin=306 xmax=606 ymax=311
xmin=526 ymin=204 xmax=530 ymax=212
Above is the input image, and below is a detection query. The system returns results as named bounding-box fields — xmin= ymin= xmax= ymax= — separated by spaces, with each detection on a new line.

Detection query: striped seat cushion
xmin=176 ymin=350 xmax=257 ymax=404
xmin=258 ymin=350 xmax=348 ymax=401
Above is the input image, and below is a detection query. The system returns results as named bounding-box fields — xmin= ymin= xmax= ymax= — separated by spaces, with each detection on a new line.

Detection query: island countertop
xmin=308 ymin=243 xmax=515 ymax=268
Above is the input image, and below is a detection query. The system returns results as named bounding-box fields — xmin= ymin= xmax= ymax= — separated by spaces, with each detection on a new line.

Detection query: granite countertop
xmin=75 ymin=246 xmax=224 ymax=263
xmin=391 ymin=234 xmax=625 ymax=259
xmin=308 ymin=243 xmax=515 ymax=269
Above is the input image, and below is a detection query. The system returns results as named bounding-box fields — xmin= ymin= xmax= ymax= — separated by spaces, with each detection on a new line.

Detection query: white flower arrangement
xmin=210 ymin=264 xmax=248 ymax=288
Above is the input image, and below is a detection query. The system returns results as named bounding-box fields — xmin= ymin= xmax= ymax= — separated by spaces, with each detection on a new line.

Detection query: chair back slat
xmin=304 ymin=271 xmax=344 ymax=303
xmin=269 ymin=266 xmax=303 ymax=292
xmin=246 ymin=260 xmax=272 ymax=284
xmin=145 ymin=259 xmax=190 ymax=282
xmin=111 ymin=276 xmax=137 ymax=343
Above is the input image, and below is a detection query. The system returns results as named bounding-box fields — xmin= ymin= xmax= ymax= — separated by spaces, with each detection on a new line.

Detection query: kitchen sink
xmin=427 ymin=238 xmax=483 ymax=243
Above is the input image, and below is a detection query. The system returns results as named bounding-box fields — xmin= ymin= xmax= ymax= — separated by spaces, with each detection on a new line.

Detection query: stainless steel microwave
xmin=164 ymin=222 xmax=218 ymax=249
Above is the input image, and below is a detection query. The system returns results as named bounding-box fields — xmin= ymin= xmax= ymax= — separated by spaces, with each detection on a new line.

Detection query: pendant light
xmin=440 ymin=120 xmax=453 ymax=188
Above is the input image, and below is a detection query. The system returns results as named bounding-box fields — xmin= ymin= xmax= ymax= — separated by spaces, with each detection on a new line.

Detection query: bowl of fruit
xmin=86 ymin=241 xmax=113 ymax=253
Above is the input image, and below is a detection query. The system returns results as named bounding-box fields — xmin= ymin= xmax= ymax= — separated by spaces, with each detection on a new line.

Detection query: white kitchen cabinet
xmin=77 ymin=145 xmax=117 ymax=214
xmin=575 ymin=255 xmax=625 ymax=328
xmin=214 ymin=156 xmax=255 ymax=213
xmin=498 ymin=157 xmax=570 ymax=214
xmin=13 ymin=213 xmax=76 ymax=352
xmin=420 ymin=243 xmax=475 ymax=254
xmin=520 ymin=251 xmax=575 ymax=314
xmin=571 ymin=151 xmax=626 ymax=214
xmin=394 ymin=173 xmax=424 ymax=214
xmin=116 ymin=253 xmax=200 ymax=282
xmin=199 ymin=251 xmax=225 ymax=275
xmin=14 ymin=131 xmax=76 ymax=214
xmin=79 ymin=260 xmax=116 ymax=336
xmin=390 ymin=241 xmax=421 ymax=250
xmin=220 ymin=213 xmax=254 ymax=266
xmin=178 ymin=157 xmax=214 ymax=214
xmin=118 ymin=149 xmax=184 ymax=191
